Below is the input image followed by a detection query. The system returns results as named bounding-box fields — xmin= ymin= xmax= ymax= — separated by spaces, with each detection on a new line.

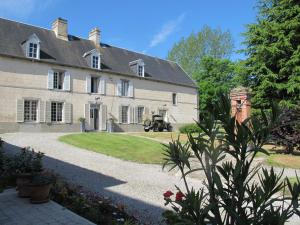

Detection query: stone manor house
xmin=0 ymin=17 xmax=198 ymax=132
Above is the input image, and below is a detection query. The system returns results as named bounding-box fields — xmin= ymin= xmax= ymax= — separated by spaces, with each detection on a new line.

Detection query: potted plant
xmin=78 ymin=117 xmax=86 ymax=132
xmin=29 ymin=173 xmax=55 ymax=204
xmin=12 ymin=147 xmax=44 ymax=197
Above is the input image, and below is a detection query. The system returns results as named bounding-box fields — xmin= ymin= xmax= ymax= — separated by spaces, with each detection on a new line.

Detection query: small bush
xmin=179 ymin=123 xmax=201 ymax=134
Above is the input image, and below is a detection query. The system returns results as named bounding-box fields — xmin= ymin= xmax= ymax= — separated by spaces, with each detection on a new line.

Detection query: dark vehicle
xmin=143 ymin=114 xmax=172 ymax=132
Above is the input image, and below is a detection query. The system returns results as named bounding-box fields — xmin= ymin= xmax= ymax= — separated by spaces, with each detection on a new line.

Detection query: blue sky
xmin=0 ymin=0 xmax=257 ymax=61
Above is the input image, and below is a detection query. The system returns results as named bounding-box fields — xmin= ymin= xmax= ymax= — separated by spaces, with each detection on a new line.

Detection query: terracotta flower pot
xmin=16 ymin=173 xmax=33 ymax=198
xmin=30 ymin=183 xmax=52 ymax=204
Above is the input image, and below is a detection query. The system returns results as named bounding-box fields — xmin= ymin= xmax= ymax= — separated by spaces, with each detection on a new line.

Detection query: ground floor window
xmin=137 ymin=106 xmax=144 ymax=124
xmin=51 ymin=102 xmax=63 ymax=122
xmin=24 ymin=100 xmax=38 ymax=122
xmin=159 ymin=110 xmax=167 ymax=121
xmin=121 ymin=106 xmax=129 ymax=123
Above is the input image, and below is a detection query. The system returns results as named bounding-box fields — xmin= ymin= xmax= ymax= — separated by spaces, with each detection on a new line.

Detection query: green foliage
xmin=193 ymin=56 xmax=238 ymax=111
xmin=11 ymin=147 xmax=44 ymax=174
xmin=243 ymin=0 xmax=300 ymax=108
xmin=179 ymin=123 xmax=202 ymax=134
xmin=162 ymin=94 xmax=300 ymax=225
xmin=167 ymin=25 xmax=234 ymax=77
xmin=271 ymin=107 xmax=300 ymax=153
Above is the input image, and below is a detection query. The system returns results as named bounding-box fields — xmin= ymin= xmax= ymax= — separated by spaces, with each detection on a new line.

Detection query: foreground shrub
xmin=179 ymin=123 xmax=202 ymax=134
xmin=162 ymin=94 xmax=300 ymax=225
xmin=271 ymin=108 xmax=300 ymax=154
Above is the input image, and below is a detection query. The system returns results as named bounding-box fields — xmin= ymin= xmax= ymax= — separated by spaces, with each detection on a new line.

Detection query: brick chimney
xmin=89 ymin=27 xmax=100 ymax=47
xmin=230 ymin=87 xmax=251 ymax=124
xmin=52 ymin=18 xmax=68 ymax=41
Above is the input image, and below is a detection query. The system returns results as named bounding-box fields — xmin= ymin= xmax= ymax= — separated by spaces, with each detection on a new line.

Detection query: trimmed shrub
xmin=179 ymin=123 xmax=201 ymax=134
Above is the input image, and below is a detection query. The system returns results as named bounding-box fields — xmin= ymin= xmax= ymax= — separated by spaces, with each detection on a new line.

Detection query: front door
xmin=90 ymin=104 xmax=99 ymax=130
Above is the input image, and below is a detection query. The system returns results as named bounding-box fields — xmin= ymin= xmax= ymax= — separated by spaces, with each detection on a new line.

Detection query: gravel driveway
xmin=1 ymin=132 xmax=203 ymax=225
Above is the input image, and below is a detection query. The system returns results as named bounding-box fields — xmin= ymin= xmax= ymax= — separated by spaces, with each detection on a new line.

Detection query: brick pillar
xmin=230 ymin=87 xmax=251 ymax=123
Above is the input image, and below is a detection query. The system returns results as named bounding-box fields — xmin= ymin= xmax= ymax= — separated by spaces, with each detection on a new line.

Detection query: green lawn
xmin=59 ymin=133 xmax=167 ymax=164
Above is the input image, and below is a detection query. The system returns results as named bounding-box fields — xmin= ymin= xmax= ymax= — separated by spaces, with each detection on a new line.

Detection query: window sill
xmin=89 ymin=93 xmax=105 ymax=95
xmin=50 ymin=89 xmax=71 ymax=92
xmin=118 ymin=95 xmax=134 ymax=98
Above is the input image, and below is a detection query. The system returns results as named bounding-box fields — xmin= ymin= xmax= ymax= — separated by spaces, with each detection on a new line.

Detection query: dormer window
xmin=24 ymin=33 xmax=40 ymax=60
xmin=28 ymin=43 xmax=38 ymax=58
xmin=138 ymin=65 xmax=144 ymax=77
xmin=83 ymin=49 xmax=101 ymax=70
xmin=92 ymin=54 xmax=100 ymax=69
xmin=129 ymin=59 xmax=145 ymax=77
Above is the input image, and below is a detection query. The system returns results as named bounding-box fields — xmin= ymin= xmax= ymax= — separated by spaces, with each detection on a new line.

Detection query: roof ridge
xmin=0 ymin=17 xmax=52 ymax=32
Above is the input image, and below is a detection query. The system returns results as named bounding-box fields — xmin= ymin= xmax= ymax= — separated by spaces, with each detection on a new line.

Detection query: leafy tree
xmin=162 ymin=94 xmax=300 ymax=225
xmin=167 ymin=26 xmax=234 ymax=77
xmin=194 ymin=56 xmax=237 ymax=111
xmin=243 ymin=0 xmax=300 ymax=108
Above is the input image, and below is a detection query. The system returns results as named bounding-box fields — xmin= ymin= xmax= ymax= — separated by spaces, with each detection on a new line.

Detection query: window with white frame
xmin=172 ymin=93 xmax=177 ymax=105
xmin=137 ymin=106 xmax=144 ymax=124
xmin=53 ymin=71 xmax=64 ymax=90
xmin=91 ymin=77 xmax=99 ymax=93
xmin=121 ymin=80 xmax=129 ymax=96
xmin=51 ymin=102 xmax=63 ymax=122
xmin=28 ymin=43 xmax=38 ymax=59
xmin=121 ymin=106 xmax=129 ymax=123
xmin=24 ymin=100 xmax=38 ymax=122
xmin=138 ymin=65 xmax=144 ymax=77
xmin=91 ymin=53 xmax=101 ymax=69
xmin=25 ymin=34 xmax=40 ymax=59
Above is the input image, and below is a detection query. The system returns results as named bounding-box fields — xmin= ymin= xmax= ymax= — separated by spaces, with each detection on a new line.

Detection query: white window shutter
xmin=118 ymin=105 xmax=122 ymax=123
xmin=130 ymin=106 xmax=134 ymax=124
xmin=86 ymin=75 xmax=91 ymax=93
xmin=63 ymin=71 xmax=71 ymax=91
xmin=134 ymin=107 xmax=139 ymax=124
xmin=116 ymin=80 xmax=122 ymax=96
xmin=47 ymin=70 xmax=54 ymax=89
xmin=16 ymin=99 xmax=24 ymax=122
xmin=84 ymin=104 xmax=90 ymax=128
xmin=45 ymin=101 xmax=51 ymax=123
xmin=128 ymin=81 xmax=134 ymax=97
xmin=64 ymin=103 xmax=72 ymax=124
xmin=100 ymin=105 xmax=107 ymax=130
xmin=99 ymin=77 xmax=106 ymax=95
xmin=39 ymin=101 xmax=45 ymax=123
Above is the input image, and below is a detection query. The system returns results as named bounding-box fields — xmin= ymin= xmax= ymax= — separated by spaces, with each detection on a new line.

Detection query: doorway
xmin=90 ymin=104 xmax=99 ymax=130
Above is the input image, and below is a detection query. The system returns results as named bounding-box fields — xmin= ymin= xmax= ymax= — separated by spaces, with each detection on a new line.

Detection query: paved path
xmin=2 ymin=132 xmax=203 ymax=225
xmin=0 ymin=188 xmax=95 ymax=225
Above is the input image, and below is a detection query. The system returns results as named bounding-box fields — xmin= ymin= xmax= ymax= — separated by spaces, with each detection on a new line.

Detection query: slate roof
xmin=0 ymin=18 xmax=197 ymax=88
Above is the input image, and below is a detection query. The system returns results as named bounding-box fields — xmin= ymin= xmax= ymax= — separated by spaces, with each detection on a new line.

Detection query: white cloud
xmin=0 ymin=0 xmax=56 ymax=18
xmin=149 ymin=13 xmax=186 ymax=48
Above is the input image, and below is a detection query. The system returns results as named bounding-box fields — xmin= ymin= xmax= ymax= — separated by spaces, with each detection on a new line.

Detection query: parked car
xmin=143 ymin=115 xmax=172 ymax=132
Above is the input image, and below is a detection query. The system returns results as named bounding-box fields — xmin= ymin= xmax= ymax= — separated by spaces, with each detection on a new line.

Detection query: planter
xmin=29 ymin=182 xmax=52 ymax=204
xmin=80 ymin=122 xmax=86 ymax=132
xmin=29 ymin=174 xmax=54 ymax=204
xmin=16 ymin=173 xmax=33 ymax=198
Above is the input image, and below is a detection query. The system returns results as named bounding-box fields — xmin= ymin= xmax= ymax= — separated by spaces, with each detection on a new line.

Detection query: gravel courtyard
xmin=1 ymin=132 xmax=203 ymax=225
xmin=2 ymin=132 xmax=300 ymax=225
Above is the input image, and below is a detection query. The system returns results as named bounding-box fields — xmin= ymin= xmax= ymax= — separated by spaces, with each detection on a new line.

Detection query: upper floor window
xmin=121 ymin=80 xmax=129 ymax=96
xmin=25 ymin=33 xmax=40 ymax=60
xmin=129 ymin=59 xmax=145 ymax=77
xmin=92 ymin=54 xmax=100 ymax=69
xmin=47 ymin=70 xmax=71 ymax=91
xmin=28 ymin=43 xmax=38 ymax=58
xmin=138 ymin=65 xmax=144 ymax=77
xmin=53 ymin=71 xmax=64 ymax=90
xmin=172 ymin=93 xmax=177 ymax=105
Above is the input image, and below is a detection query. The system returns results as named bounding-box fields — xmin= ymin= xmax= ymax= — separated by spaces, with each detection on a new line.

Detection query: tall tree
xmin=167 ymin=26 xmax=234 ymax=77
xmin=194 ymin=56 xmax=237 ymax=111
xmin=244 ymin=0 xmax=300 ymax=108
